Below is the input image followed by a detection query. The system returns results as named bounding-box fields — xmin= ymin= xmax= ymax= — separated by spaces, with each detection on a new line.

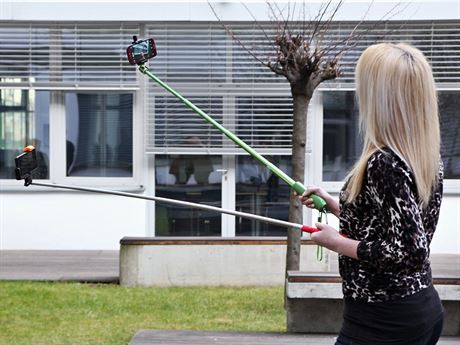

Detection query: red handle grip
xmin=301 ymin=225 xmax=320 ymax=233
xmin=302 ymin=225 xmax=348 ymax=238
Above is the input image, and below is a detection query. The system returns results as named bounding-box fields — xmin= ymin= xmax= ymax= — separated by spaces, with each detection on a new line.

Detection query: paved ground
xmin=129 ymin=330 xmax=460 ymax=345
xmin=1 ymin=251 xmax=457 ymax=282
xmin=0 ymin=250 xmax=119 ymax=282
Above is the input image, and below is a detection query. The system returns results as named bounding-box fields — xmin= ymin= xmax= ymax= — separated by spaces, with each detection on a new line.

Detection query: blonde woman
xmin=300 ymin=43 xmax=444 ymax=345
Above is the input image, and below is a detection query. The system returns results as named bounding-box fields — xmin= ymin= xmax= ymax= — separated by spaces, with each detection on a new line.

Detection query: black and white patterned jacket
xmin=339 ymin=149 xmax=443 ymax=303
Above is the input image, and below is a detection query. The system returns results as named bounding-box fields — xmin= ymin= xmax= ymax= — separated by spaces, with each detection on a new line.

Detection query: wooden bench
xmin=286 ymin=254 xmax=460 ymax=336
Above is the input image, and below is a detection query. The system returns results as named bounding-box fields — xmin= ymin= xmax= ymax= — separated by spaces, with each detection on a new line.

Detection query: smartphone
xmin=15 ymin=147 xmax=38 ymax=181
xmin=126 ymin=38 xmax=157 ymax=65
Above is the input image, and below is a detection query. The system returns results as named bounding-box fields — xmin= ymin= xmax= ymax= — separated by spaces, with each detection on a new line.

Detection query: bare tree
xmin=210 ymin=0 xmax=404 ymax=275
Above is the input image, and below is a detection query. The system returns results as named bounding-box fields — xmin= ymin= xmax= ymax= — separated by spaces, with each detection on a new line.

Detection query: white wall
xmin=432 ymin=195 xmax=460 ymax=254
xmin=1 ymin=1 xmax=459 ymax=22
xmin=1 ymin=184 xmax=459 ymax=253
xmin=0 ymin=188 xmax=146 ymax=249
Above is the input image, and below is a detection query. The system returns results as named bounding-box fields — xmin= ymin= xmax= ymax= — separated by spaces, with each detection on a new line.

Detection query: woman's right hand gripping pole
xmin=299 ymin=185 xmax=340 ymax=218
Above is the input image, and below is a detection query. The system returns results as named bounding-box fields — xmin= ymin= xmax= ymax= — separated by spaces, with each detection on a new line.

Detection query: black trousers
xmin=334 ymin=315 xmax=444 ymax=345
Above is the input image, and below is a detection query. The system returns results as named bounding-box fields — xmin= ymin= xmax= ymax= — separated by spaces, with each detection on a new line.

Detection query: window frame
xmin=0 ymin=88 xmax=143 ymax=191
xmin=56 ymin=90 xmax=143 ymax=189
xmin=438 ymin=87 xmax=460 ymax=194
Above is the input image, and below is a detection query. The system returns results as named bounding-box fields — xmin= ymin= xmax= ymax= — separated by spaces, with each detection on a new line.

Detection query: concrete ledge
xmin=119 ymin=237 xmax=329 ymax=287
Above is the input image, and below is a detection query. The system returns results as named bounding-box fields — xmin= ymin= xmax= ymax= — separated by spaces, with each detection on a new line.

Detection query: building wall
xmin=0 ymin=1 xmax=459 ymax=253
xmin=1 ymin=191 xmax=146 ymax=249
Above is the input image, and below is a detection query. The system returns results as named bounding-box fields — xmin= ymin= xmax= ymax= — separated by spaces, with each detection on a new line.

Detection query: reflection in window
xmin=155 ymin=155 xmax=222 ymax=236
xmin=0 ymin=90 xmax=49 ymax=179
xmin=323 ymin=92 xmax=362 ymax=181
xmin=439 ymin=92 xmax=460 ymax=179
xmin=65 ymin=93 xmax=133 ymax=177
xmin=236 ymin=155 xmax=291 ymax=236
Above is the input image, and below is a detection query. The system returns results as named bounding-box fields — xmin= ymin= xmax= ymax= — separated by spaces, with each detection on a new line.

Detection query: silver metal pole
xmin=31 ymin=182 xmax=304 ymax=230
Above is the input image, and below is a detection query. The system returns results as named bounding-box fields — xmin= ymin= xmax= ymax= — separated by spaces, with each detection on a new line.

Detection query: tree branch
xmin=208 ymin=2 xmax=269 ymax=68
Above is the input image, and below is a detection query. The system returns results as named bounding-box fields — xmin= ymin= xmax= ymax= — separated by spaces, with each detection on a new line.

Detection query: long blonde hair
xmin=345 ymin=43 xmax=440 ymax=208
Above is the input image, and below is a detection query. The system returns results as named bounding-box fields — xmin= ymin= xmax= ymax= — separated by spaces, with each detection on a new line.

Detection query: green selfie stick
xmin=138 ymin=64 xmax=327 ymax=212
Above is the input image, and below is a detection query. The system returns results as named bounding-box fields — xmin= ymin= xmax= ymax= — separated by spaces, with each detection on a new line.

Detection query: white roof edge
xmin=1 ymin=1 xmax=459 ymax=22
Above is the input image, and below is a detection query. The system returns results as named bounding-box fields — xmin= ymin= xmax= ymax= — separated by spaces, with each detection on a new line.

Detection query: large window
xmin=0 ymin=90 xmax=49 ymax=179
xmin=322 ymin=90 xmax=460 ymax=182
xmin=65 ymin=93 xmax=133 ymax=177
xmin=0 ymin=23 xmax=137 ymax=185
xmin=322 ymin=91 xmax=361 ymax=181
xmin=0 ymin=91 xmax=135 ymax=184
xmin=155 ymin=155 xmax=222 ymax=236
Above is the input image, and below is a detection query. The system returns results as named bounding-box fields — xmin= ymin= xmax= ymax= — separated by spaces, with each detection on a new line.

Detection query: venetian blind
xmin=0 ymin=23 xmax=139 ymax=88
xmin=0 ymin=21 xmax=457 ymax=153
xmin=145 ymin=21 xmax=459 ymax=154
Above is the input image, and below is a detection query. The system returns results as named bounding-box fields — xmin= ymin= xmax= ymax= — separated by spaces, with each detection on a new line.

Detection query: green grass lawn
xmin=0 ymin=281 xmax=285 ymax=345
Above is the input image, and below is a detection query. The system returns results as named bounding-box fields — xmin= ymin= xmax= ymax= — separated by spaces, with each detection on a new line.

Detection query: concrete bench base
xmin=120 ymin=237 xmax=328 ymax=287
xmin=286 ymin=276 xmax=460 ymax=336
xmin=286 ymin=294 xmax=460 ymax=336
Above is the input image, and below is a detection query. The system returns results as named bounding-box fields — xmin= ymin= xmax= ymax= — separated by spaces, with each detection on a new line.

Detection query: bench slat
xmin=287 ymin=273 xmax=460 ymax=286
xmin=287 ymin=281 xmax=460 ymax=301
xmin=120 ymin=236 xmax=315 ymax=246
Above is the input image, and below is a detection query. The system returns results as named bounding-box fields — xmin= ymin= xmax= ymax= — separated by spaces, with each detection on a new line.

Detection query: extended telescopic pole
xmin=29 ymin=181 xmax=320 ymax=234
xmin=137 ymin=64 xmax=327 ymax=213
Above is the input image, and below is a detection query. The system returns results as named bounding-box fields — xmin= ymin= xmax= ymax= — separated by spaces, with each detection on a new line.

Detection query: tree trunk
xmin=286 ymin=84 xmax=312 ymax=273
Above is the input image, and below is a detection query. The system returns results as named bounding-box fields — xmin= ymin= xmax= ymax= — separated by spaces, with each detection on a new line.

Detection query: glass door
xmin=155 ymin=154 xmax=222 ymax=236
xmin=235 ymin=155 xmax=291 ymax=236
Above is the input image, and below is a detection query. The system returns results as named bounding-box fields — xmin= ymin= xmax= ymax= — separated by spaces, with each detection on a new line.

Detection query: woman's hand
xmin=311 ymin=223 xmax=359 ymax=260
xmin=298 ymin=186 xmax=340 ymax=217
xmin=310 ymin=223 xmax=342 ymax=252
